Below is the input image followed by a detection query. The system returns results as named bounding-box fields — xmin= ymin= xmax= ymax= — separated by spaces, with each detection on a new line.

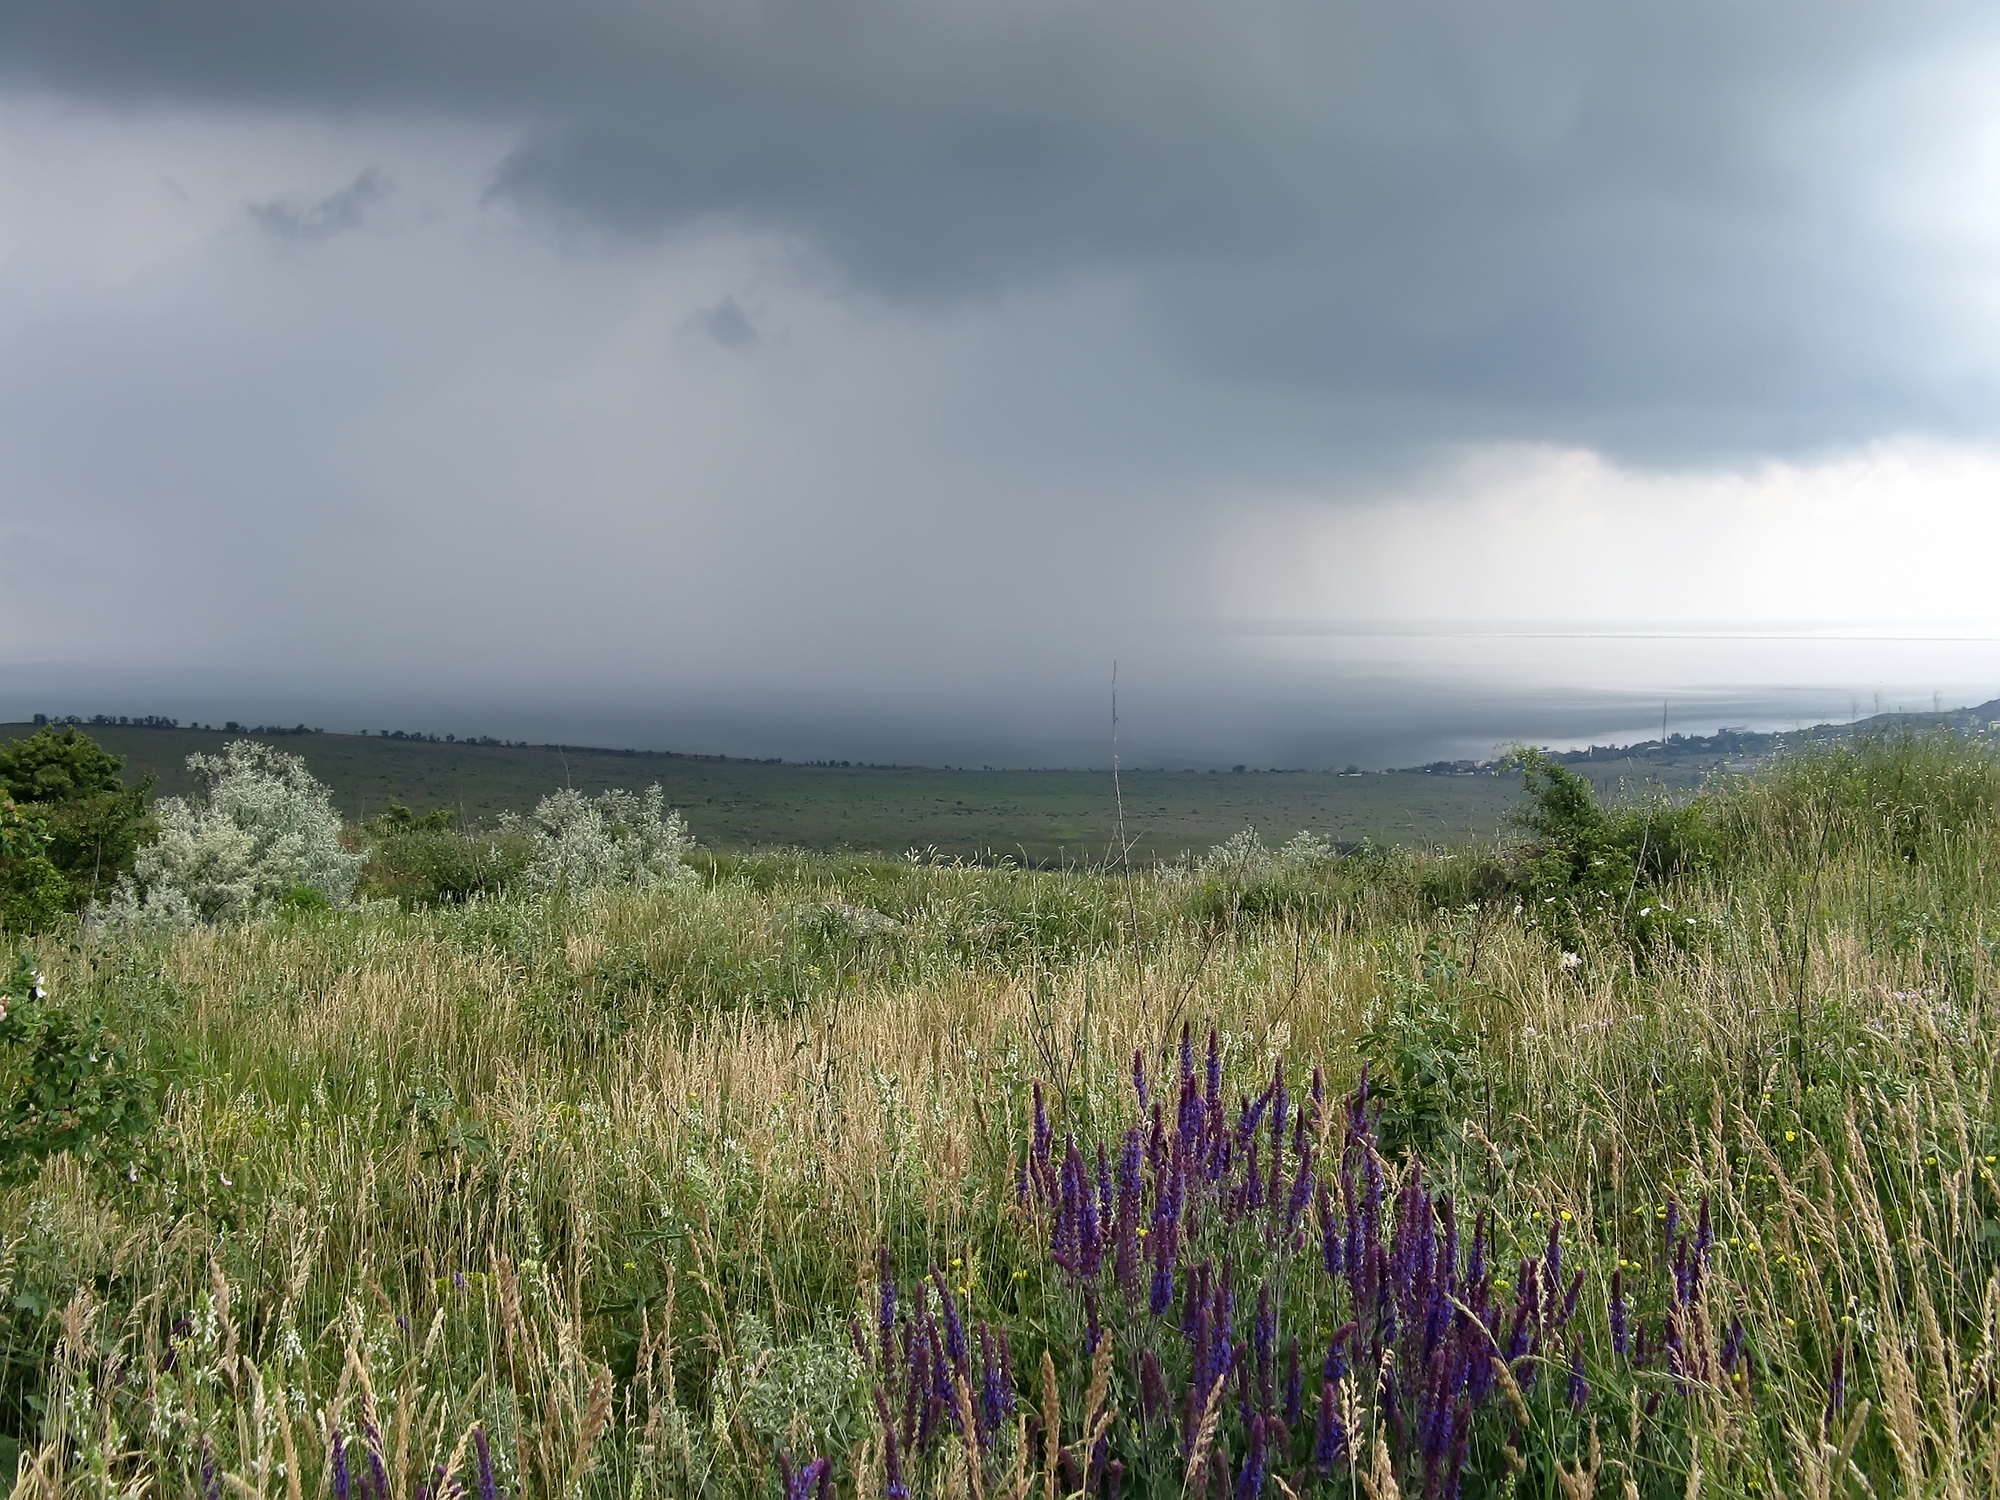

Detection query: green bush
xmin=0 ymin=952 xmax=159 ymax=1179
xmin=361 ymin=804 xmax=530 ymax=906
xmin=0 ymin=728 xmax=153 ymax=914
xmin=0 ymin=797 xmax=69 ymax=933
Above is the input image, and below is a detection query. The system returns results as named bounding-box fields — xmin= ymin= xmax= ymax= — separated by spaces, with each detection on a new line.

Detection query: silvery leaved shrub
xmin=504 ymin=785 xmax=697 ymax=894
xmin=97 ymin=740 xmax=363 ymax=928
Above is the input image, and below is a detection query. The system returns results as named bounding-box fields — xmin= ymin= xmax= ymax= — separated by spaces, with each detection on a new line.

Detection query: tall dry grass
xmin=3 ymin=735 xmax=1999 ymax=1496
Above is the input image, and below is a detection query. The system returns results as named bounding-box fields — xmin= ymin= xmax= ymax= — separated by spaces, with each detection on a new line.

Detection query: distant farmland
xmin=2 ymin=721 xmax=1715 ymax=860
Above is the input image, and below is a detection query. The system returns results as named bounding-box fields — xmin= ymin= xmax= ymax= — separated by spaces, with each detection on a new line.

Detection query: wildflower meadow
xmin=1 ymin=732 xmax=1998 ymax=1497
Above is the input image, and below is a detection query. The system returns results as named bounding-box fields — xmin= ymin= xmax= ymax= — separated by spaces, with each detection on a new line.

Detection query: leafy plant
xmin=1357 ymin=946 xmax=1481 ymax=1156
xmin=0 ymin=797 xmax=69 ymax=933
xmin=0 ymin=953 xmax=158 ymax=1179
xmin=0 ymin=727 xmax=154 ymax=911
xmin=362 ymin=803 xmax=529 ymax=906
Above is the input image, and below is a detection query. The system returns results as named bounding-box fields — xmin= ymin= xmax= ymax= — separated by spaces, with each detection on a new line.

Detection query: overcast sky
xmin=5 ymin=0 xmax=2000 ymax=766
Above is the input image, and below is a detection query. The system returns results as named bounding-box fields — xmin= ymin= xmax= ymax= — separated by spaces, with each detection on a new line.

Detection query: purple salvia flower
xmin=200 ymin=1438 xmax=223 ymax=1500
xmin=1313 ymin=1380 xmax=1346 ymax=1474
xmin=882 ymin=1414 xmax=909 ymax=1500
xmin=1243 ymin=1139 xmax=1263 ymax=1216
xmin=1178 ymin=1077 xmax=1204 ymax=1167
xmin=1311 ymin=1064 xmax=1324 ymax=1114
xmin=1234 ymin=1415 xmax=1267 ymax=1500
xmin=1149 ymin=1103 xmax=1167 ymax=1189
xmin=785 ymin=1458 xmax=831 ymax=1500
xmin=452 ymin=1270 xmax=466 ymax=1291
xmin=931 ymin=1267 xmax=969 ymax=1376
xmin=365 ymin=1419 xmax=390 ymax=1500
xmin=1319 ymin=1182 xmax=1342 ymax=1281
xmin=1117 ymin=1125 xmax=1144 ymax=1221
xmin=1253 ymin=1288 xmax=1276 ymax=1400
xmin=877 ymin=1247 xmax=897 ymax=1367
xmin=1662 ymin=1200 xmax=1681 ymax=1260
xmin=1183 ymin=1260 xmax=1210 ymax=1346
xmin=1442 ymin=1398 xmax=1472 ymax=1500
xmin=1438 ymin=1196 xmax=1459 ymax=1298
xmin=1288 ymin=1144 xmax=1320 ymax=1240
xmin=1323 ymin=1323 xmax=1354 ymax=1386
xmin=1141 ymin=1350 xmax=1169 ymax=1425
xmin=473 ymin=1428 xmax=496 ymax=1500
xmin=330 ymin=1429 xmax=352 ymax=1500
xmin=1271 ymin=1061 xmax=1288 ymax=1161
xmin=905 ymin=1326 xmax=930 ymax=1448
xmin=1719 ymin=1316 xmax=1745 ymax=1373
xmin=1032 ymin=1083 xmax=1051 ymax=1193
xmin=1283 ymin=1338 xmax=1303 ymax=1427
xmin=1205 ymin=1028 xmax=1223 ymax=1118
xmin=1180 ymin=1021 xmax=1195 ymax=1083
xmin=1504 ymin=1297 xmax=1535 ymax=1363
xmin=1609 ymin=1270 xmax=1629 ymax=1355
xmin=977 ymin=1324 xmax=1006 ymax=1443
xmin=1149 ymin=1217 xmax=1177 ymax=1314
xmin=1568 ymin=1339 xmax=1588 ymax=1410
xmin=1134 ymin=1048 xmax=1150 ymax=1108
xmin=1543 ymin=1220 xmax=1563 ymax=1305
xmin=1096 ymin=1143 xmax=1116 ymax=1259
xmin=1663 ymin=1310 xmax=1686 ymax=1386
xmin=1555 ymin=1271 xmax=1584 ymax=1329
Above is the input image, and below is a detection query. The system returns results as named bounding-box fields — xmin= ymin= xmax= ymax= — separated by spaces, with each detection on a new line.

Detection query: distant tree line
xmin=31 ymin=715 xmax=323 ymax=735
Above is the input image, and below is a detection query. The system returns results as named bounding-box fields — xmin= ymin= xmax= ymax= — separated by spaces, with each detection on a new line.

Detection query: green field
xmin=0 ymin=723 xmax=1715 ymax=860
xmin=3 ymin=732 xmax=1997 ymax=1496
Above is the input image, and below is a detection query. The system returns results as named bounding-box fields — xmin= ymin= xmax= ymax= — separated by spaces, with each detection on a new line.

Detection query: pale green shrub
xmin=97 ymin=740 xmax=362 ymax=927
xmin=505 ymin=785 xmax=697 ymax=894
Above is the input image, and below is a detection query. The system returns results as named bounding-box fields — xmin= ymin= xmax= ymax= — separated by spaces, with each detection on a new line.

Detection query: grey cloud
xmin=695 ymin=297 xmax=758 ymax=349
xmin=247 ymin=167 xmax=390 ymax=241
xmin=5 ymin=1 xmax=1998 ymax=461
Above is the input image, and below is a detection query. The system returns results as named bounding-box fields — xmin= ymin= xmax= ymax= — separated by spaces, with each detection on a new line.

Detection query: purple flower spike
xmin=930 ymin=1267 xmax=969 ymax=1376
xmin=1313 ymin=1380 xmax=1346 ymax=1474
xmin=784 ymin=1457 xmax=831 ymax=1500
xmin=1134 ymin=1048 xmax=1150 ymax=1108
xmin=1141 ymin=1350 xmax=1169 ymax=1424
xmin=1205 ymin=1029 xmax=1223 ymax=1118
xmin=1234 ymin=1415 xmax=1267 ymax=1500
xmin=473 ymin=1428 xmax=496 ymax=1500
xmin=1609 ymin=1270 xmax=1629 ymax=1355
xmin=1720 ymin=1316 xmax=1745 ymax=1374
xmin=1543 ymin=1220 xmax=1563 ymax=1304
xmin=331 ymin=1429 xmax=352 ymax=1500
xmin=877 ymin=1247 xmax=897 ymax=1366
xmin=1567 ymin=1340 xmax=1588 ymax=1410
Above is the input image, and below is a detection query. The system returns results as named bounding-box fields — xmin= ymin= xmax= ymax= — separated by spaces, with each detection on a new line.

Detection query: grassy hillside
xmin=2 ymin=733 xmax=1997 ymax=1495
xmin=0 ymin=723 xmax=1710 ymax=859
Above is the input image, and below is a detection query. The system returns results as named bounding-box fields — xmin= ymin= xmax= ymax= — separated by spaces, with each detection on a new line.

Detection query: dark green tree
xmin=0 ymin=727 xmax=153 ymax=912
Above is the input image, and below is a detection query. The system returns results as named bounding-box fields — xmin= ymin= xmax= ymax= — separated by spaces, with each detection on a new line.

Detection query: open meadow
xmin=2 ymin=732 xmax=1998 ymax=1497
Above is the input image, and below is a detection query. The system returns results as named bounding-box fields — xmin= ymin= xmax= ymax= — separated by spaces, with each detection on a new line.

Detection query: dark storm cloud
xmin=247 ymin=167 xmax=390 ymax=241
xmin=5 ymin=0 xmax=1996 ymax=461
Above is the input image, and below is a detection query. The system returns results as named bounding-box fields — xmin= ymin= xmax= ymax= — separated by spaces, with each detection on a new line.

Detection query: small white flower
xmin=1560 ymin=951 xmax=1582 ymax=969
xmin=1639 ymin=907 xmax=1652 ymax=916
